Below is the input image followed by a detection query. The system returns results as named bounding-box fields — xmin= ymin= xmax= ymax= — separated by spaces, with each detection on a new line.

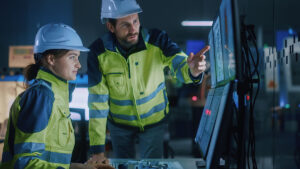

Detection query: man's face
xmin=107 ymin=13 xmax=140 ymax=49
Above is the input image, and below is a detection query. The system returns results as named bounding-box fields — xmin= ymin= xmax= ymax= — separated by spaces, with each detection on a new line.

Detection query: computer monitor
xmin=212 ymin=16 xmax=225 ymax=85
xmin=195 ymin=0 xmax=241 ymax=168
xmin=204 ymin=83 xmax=234 ymax=169
xmin=220 ymin=0 xmax=236 ymax=82
xmin=195 ymin=83 xmax=234 ymax=168
xmin=195 ymin=87 xmax=216 ymax=156
xmin=195 ymin=85 xmax=223 ymax=156
xmin=208 ymin=29 xmax=217 ymax=88
xmin=208 ymin=0 xmax=241 ymax=88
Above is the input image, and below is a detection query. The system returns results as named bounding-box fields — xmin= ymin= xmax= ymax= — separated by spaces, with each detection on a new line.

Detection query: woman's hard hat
xmin=34 ymin=23 xmax=89 ymax=54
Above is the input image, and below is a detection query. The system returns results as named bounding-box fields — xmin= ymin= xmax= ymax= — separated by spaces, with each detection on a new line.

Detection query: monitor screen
xmin=195 ymin=85 xmax=225 ymax=158
xmin=195 ymin=82 xmax=234 ymax=168
xmin=195 ymin=88 xmax=215 ymax=157
xmin=208 ymin=29 xmax=217 ymax=88
xmin=220 ymin=0 xmax=236 ymax=81
xmin=205 ymin=83 xmax=233 ymax=169
xmin=195 ymin=0 xmax=240 ymax=168
xmin=212 ymin=16 xmax=225 ymax=84
xmin=208 ymin=0 xmax=240 ymax=88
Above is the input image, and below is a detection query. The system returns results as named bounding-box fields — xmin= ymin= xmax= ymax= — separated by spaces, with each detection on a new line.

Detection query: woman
xmin=0 ymin=23 xmax=113 ymax=169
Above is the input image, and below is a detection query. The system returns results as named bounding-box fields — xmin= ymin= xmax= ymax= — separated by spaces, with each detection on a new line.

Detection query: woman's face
xmin=48 ymin=50 xmax=81 ymax=81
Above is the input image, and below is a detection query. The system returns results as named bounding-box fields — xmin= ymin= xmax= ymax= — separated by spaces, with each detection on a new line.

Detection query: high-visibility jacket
xmin=87 ymin=27 xmax=203 ymax=154
xmin=1 ymin=68 xmax=75 ymax=169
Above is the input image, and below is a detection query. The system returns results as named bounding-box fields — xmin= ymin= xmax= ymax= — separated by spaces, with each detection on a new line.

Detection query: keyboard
xmin=110 ymin=159 xmax=184 ymax=169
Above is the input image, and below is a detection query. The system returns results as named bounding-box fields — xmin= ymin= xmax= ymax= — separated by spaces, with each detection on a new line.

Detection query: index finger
xmin=197 ymin=45 xmax=210 ymax=56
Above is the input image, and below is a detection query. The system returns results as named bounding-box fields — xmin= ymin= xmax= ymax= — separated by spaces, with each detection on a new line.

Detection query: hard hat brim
xmin=34 ymin=45 xmax=90 ymax=53
xmin=101 ymin=9 xmax=142 ymax=24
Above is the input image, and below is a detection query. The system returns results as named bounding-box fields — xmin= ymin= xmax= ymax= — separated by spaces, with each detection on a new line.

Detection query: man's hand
xmin=94 ymin=163 xmax=115 ymax=169
xmin=85 ymin=158 xmax=115 ymax=169
xmin=70 ymin=161 xmax=115 ymax=169
xmin=187 ymin=45 xmax=210 ymax=77
xmin=91 ymin=153 xmax=110 ymax=164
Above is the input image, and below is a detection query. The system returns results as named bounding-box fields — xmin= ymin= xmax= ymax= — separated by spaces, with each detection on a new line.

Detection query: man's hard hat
xmin=34 ymin=23 xmax=89 ymax=54
xmin=101 ymin=0 xmax=142 ymax=23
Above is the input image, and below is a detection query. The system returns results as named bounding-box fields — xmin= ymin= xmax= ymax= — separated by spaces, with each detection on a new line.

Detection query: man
xmin=88 ymin=0 xmax=209 ymax=162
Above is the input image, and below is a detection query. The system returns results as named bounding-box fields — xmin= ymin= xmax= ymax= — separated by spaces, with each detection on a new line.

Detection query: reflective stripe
xmin=12 ymin=142 xmax=71 ymax=164
xmin=110 ymin=102 xmax=166 ymax=121
xmin=140 ymin=102 xmax=166 ymax=119
xmin=14 ymin=142 xmax=45 ymax=154
xmin=89 ymin=109 xmax=109 ymax=118
xmin=15 ymin=156 xmax=35 ymax=169
xmin=110 ymin=112 xmax=137 ymax=121
xmin=163 ymin=89 xmax=169 ymax=115
xmin=172 ymin=55 xmax=186 ymax=71
xmin=110 ymin=83 xmax=165 ymax=106
xmin=136 ymin=83 xmax=165 ymax=105
xmin=88 ymin=94 xmax=109 ymax=103
xmin=40 ymin=151 xmax=72 ymax=164
xmin=176 ymin=62 xmax=186 ymax=82
xmin=110 ymin=98 xmax=133 ymax=106
xmin=90 ymin=145 xmax=105 ymax=154
xmin=14 ymin=151 xmax=71 ymax=168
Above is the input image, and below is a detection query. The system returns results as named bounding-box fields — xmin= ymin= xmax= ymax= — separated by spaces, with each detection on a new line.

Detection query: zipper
xmin=127 ymin=60 xmax=131 ymax=79
xmin=116 ymin=51 xmax=143 ymax=130
xmin=115 ymin=47 xmax=131 ymax=79
xmin=126 ymin=57 xmax=143 ymax=131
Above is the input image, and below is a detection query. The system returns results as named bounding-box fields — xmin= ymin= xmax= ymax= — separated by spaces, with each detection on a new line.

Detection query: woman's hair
xmin=23 ymin=49 xmax=69 ymax=85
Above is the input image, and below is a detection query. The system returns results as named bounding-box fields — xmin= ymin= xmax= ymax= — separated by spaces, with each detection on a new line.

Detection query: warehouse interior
xmin=0 ymin=0 xmax=299 ymax=169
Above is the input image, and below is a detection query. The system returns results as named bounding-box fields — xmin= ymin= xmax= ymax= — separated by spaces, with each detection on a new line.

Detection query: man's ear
xmin=46 ymin=54 xmax=55 ymax=66
xmin=106 ymin=22 xmax=115 ymax=33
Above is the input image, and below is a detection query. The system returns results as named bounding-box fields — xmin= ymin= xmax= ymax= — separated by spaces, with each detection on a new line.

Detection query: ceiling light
xmin=181 ymin=21 xmax=213 ymax=27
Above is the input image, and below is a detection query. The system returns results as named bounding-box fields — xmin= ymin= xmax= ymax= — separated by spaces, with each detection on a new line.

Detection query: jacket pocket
xmin=57 ymin=107 xmax=73 ymax=147
xmin=58 ymin=117 xmax=69 ymax=147
xmin=106 ymin=72 xmax=127 ymax=97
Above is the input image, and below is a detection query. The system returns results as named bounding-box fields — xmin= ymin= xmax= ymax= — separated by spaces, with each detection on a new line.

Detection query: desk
xmin=110 ymin=158 xmax=204 ymax=169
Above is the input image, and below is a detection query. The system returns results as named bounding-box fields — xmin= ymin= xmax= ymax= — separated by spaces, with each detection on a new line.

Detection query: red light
xmin=192 ymin=96 xmax=198 ymax=101
xmin=205 ymin=109 xmax=211 ymax=116
xmin=246 ymin=95 xmax=250 ymax=101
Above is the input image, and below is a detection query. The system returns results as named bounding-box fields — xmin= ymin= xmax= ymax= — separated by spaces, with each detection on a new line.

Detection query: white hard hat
xmin=34 ymin=23 xmax=89 ymax=54
xmin=100 ymin=0 xmax=142 ymax=23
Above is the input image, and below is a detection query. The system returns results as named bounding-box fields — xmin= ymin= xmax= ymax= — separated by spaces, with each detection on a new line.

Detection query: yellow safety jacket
xmin=0 ymin=68 xmax=75 ymax=169
xmin=87 ymin=27 xmax=203 ymax=153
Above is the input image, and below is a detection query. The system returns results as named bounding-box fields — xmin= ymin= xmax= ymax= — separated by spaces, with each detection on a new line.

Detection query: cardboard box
xmin=0 ymin=82 xmax=25 ymax=123
xmin=9 ymin=45 xmax=34 ymax=68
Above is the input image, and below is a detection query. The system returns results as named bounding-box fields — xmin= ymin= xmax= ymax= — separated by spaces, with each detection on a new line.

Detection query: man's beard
xmin=119 ymin=32 xmax=139 ymax=49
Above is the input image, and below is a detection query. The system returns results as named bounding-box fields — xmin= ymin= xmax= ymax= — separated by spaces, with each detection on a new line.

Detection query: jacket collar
xmin=39 ymin=67 xmax=67 ymax=83
xmin=36 ymin=67 xmax=76 ymax=98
